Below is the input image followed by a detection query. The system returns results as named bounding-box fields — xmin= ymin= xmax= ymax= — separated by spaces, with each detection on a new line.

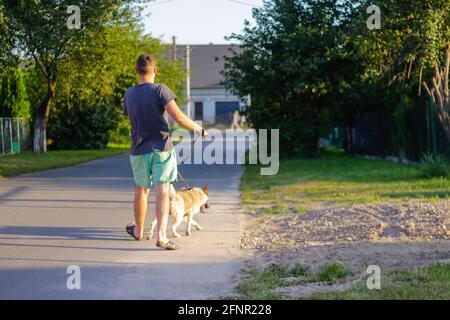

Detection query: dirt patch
xmin=241 ymin=200 xmax=450 ymax=272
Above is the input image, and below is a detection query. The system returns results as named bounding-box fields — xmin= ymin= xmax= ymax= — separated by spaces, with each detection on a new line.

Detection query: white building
xmin=175 ymin=44 xmax=245 ymax=125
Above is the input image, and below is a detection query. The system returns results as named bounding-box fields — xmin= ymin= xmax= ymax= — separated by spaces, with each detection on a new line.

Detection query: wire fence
xmin=0 ymin=118 xmax=32 ymax=156
xmin=328 ymin=99 xmax=450 ymax=161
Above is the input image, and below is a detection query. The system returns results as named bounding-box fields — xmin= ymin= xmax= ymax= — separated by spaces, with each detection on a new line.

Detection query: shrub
xmin=419 ymin=153 xmax=449 ymax=179
xmin=0 ymin=67 xmax=31 ymax=119
xmin=263 ymin=204 xmax=287 ymax=215
xmin=48 ymin=99 xmax=118 ymax=150
xmin=290 ymin=264 xmax=309 ymax=277
xmin=316 ymin=263 xmax=352 ymax=284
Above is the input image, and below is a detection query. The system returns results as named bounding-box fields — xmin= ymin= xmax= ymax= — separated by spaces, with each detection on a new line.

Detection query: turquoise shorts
xmin=130 ymin=149 xmax=178 ymax=189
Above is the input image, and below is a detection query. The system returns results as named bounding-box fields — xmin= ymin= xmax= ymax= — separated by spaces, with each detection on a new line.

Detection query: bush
xmin=48 ymin=99 xmax=118 ymax=150
xmin=315 ymin=263 xmax=353 ymax=284
xmin=108 ymin=116 xmax=131 ymax=146
xmin=419 ymin=153 xmax=449 ymax=179
xmin=0 ymin=67 xmax=31 ymax=119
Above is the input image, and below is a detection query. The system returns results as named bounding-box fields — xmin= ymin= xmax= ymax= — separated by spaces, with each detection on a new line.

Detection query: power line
xmin=149 ymin=0 xmax=176 ymax=6
xmin=225 ymin=0 xmax=258 ymax=7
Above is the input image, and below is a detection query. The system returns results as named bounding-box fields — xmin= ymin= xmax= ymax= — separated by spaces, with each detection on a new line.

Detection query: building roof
xmin=170 ymin=44 xmax=241 ymax=89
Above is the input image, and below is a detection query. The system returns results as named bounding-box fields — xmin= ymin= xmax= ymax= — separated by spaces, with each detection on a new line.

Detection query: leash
xmin=177 ymin=171 xmax=191 ymax=189
xmin=177 ymin=130 xmax=205 ymax=189
xmin=179 ymin=133 xmax=201 ymax=165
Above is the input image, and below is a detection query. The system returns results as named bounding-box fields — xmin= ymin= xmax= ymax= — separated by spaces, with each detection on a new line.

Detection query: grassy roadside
xmin=239 ymin=149 xmax=450 ymax=299
xmin=241 ymin=149 xmax=450 ymax=214
xmin=235 ymin=262 xmax=450 ymax=300
xmin=0 ymin=146 xmax=128 ymax=178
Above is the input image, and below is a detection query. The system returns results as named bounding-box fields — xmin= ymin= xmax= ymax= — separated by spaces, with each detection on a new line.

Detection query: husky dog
xmin=147 ymin=185 xmax=209 ymax=239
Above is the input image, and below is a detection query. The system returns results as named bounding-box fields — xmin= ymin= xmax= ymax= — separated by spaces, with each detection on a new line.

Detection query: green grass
xmin=241 ymin=149 xmax=450 ymax=214
xmin=0 ymin=146 xmax=128 ymax=178
xmin=236 ymin=262 xmax=352 ymax=300
xmin=236 ymin=264 xmax=307 ymax=300
xmin=315 ymin=263 xmax=353 ymax=285
xmin=235 ymin=263 xmax=450 ymax=300
xmin=239 ymin=149 xmax=450 ymax=299
xmin=306 ymin=263 xmax=450 ymax=300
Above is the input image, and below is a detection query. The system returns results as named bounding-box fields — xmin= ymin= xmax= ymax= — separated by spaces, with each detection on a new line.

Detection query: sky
xmin=143 ymin=0 xmax=264 ymax=44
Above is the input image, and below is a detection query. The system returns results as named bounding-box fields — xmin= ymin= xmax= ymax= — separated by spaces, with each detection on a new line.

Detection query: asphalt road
xmin=0 ymin=137 xmax=248 ymax=299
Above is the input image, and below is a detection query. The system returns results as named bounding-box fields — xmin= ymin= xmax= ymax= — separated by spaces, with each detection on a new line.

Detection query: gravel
xmin=241 ymin=200 xmax=450 ymax=271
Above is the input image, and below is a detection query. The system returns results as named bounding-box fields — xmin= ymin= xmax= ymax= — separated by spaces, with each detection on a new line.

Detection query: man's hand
xmin=201 ymin=129 xmax=209 ymax=139
xmin=165 ymin=100 xmax=203 ymax=133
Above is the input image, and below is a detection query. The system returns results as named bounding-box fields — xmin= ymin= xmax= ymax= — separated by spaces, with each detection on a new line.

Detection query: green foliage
xmin=290 ymin=264 xmax=308 ymax=277
xmin=1 ymin=0 xmax=185 ymax=150
xmin=419 ymin=153 xmax=449 ymax=179
xmin=241 ymin=149 xmax=450 ymax=213
xmin=306 ymin=263 xmax=450 ymax=300
xmin=0 ymin=1 xmax=15 ymax=70
xmin=0 ymin=67 xmax=31 ymax=119
xmin=236 ymin=264 xmax=303 ymax=300
xmin=235 ymin=262 xmax=450 ymax=300
xmin=315 ymin=263 xmax=353 ymax=285
xmin=48 ymin=99 xmax=118 ymax=150
xmin=263 ymin=204 xmax=288 ymax=215
xmin=2 ymin=0 xmax=153 ymax=152
xmin=47 ymin=19 xmax=185 ymax=150
xmin=224 ymin=0 xmax=357 ymax=157
xmin=225 ymin=0 xmax=450 ymax=159
xmin=23 ymin=68 xmax=47 ymax=116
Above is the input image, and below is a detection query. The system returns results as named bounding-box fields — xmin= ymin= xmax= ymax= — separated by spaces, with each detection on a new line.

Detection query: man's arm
xmin=165 ymin=100 xmax=208 ymax=137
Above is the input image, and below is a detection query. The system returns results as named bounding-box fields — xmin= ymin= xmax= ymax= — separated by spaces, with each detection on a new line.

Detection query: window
xmin=215 ymin=102 xmax=239 ymax=125
xmin=194 ymin=102 xmax=203 ymax=121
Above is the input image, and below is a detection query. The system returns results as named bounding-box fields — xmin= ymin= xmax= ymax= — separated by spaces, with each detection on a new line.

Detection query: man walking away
xmin=123 ymin=54 xmax=207 ymax=250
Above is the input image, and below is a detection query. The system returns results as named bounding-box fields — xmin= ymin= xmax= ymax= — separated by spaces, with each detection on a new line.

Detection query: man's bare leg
xmin=155 ymin=183 xmax=170 ymax=244
xmin=129 ymin=185 xmax=149 ymax=239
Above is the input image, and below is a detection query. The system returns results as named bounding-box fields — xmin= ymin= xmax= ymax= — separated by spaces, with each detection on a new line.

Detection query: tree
xmin=47 ymin=19 xmax=185 ymax=149
xmin=423 ymin=44 xmax=450 ymax=143
xmin=224 ymin=0 xmax=355 ymax=157
xmin=3 ymin=0 xmax=150 ymax=153
xmin=0 ymin=1 xmax=15 ymax=71
xmin=352 ymin=0 xmax=450 ymax=158
xmin=0 ymin=67 xmax=31 ymax=119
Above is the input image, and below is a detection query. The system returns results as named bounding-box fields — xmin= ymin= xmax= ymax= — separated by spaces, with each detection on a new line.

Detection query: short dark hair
xmin=136 ymin=54 xmax=156 ymax=75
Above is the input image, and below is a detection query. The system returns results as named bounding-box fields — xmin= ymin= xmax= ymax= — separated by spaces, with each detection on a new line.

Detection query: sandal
xmin=126 ymin=224 xmax=144 ymax=241
xmin=156 ymin=240 xmax=179 ymax=250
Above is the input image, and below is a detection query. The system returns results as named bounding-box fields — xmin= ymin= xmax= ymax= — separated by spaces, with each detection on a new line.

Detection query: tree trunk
xmin=345 ymin=125 xmax=353 ymax=152
xmin=33 ymin=80 xmax=56 ymax=154
xmin=423 ymin=43 xmax=450 ymax=145
xmin=310 ymin=132 xmax=321 ymax=158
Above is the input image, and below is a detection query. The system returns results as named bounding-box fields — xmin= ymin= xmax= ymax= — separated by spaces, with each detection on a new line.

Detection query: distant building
xmin=173 ymin=44 xmax=246 ymax=125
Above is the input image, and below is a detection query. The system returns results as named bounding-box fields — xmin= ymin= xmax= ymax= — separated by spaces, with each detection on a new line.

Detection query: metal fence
xmin=328 ymin=99 xmax=450 ymax=161
xmin=0 ymin=118 xmax=31 ymax=155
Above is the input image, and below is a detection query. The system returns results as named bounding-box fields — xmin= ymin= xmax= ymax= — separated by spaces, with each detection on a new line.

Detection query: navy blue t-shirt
xmin=123 ymin=83 xmax=177 ymax=155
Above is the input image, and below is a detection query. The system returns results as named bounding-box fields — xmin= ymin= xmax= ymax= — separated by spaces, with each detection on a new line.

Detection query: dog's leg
xmin=190 ymin=219 xmax=203 ymax=231
xmin=171 ymin=213 xmax=183 ymax=238
xmin=186 ymin=211 xmax=193 ymax=236
xmin=146 ymin=218 xmax=158 ymax=240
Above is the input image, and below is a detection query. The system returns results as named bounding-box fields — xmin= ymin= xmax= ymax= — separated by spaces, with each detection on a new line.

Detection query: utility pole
xmin=186 ymin=45 xmax=191 ymax=118
xmin=172 ymin=36 xmax=177 ymax=61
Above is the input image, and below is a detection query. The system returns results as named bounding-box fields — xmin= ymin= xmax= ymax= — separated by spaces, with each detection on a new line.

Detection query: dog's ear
xmin=203 ymin=184 xmax=209 ymax=195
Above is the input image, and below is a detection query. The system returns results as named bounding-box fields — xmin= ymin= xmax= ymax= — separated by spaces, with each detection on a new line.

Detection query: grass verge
xmin=239 ymin=149 xmax=450 ymax=299
xmin=241 ymin=149 xmax=450 ymax=214
xmin=0 ymin=146 xmax=128 ymax=178
xmin=306 ymin=263 xmax=450 ymax=300
xmin=235 ymin=263 xmax=450 ymax=300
